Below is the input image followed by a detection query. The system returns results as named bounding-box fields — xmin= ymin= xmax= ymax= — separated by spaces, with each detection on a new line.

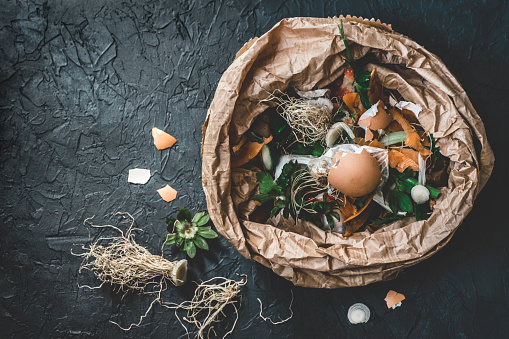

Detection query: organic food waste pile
xmin=236 ymin=20 xmax=448 ymax=236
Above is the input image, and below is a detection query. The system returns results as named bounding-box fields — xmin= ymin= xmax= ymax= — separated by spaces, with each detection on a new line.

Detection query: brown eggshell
xmin=157 ymin=184 xmax=178 ymax=202
xmin=358 ymin=100 xmax=393 ymax=130
xmin=385 ymin=290 xmax=406 ymax=308
xmin=152 ymin=127 xmax=177 ymax=150
xmin=328 ymin=149 xmax=381 ymax=197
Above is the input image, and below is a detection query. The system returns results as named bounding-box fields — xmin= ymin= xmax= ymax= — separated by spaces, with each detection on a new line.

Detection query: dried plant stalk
xmin=164 ymin=276 xmax=247 ymax=339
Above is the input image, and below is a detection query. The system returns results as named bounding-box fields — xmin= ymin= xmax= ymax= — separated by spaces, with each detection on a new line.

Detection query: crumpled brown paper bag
xmin=201 ymin=16 xmax=495 ymax=288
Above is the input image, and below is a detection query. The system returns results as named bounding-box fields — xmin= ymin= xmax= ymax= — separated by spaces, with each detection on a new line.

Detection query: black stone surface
xmin=0 ymin=0 xmax=507 ymax=338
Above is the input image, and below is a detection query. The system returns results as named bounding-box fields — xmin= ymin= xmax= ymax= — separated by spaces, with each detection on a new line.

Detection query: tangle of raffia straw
xmin=163 ymin=275 xmax=247 ymax=339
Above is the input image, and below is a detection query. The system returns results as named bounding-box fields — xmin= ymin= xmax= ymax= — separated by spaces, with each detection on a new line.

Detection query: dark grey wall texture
xmin=0 ymin=0 xmax=507 ymax=338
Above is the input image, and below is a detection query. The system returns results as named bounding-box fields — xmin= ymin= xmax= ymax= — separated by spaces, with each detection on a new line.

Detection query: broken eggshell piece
xmin=395 ymin=101 xmax=422 ymax=118
xmin=157 ymin=184 xmax=178 ymax=202
xmin=358 ymin=100 xmax=393 ymax=141
xmin=385 ymin=290 xmax=406 ymax=309
xmin=128 ymin=168 xmax=151 ymax=185
xmin=152 ymin=127 xmax=177 ymax=150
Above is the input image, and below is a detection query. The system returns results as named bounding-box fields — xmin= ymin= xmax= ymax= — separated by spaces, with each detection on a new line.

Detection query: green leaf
xmin=164 ymin=233 xmax=177 ymax=245
xmin=398 ymin=193 xmax=414 ymax=213
xmin=340 ymin=19 xmax=355 ymax=69
xmin=276 ymin=161 xmax=301 ymax=187
xmin=176 ymin=236 xmax=184 ymax=249
xmin=196 ymin=213 xmax=210 ymax=226
xmin=193 ymin=235 xmax=209 ymax=250
xmin=184 ymin=240 xmax=196 ymax=258
xmin=326 ymin=214 xmax=334 ymax=229
xmin=355 ymin=69 xmax=371 ymax=83
xmin=370 ymin=213 xmax=405 ymax=226
xmin=330 ymin=211 xmax=341 ymax=221
xmin=177 ymin=208 xmax=192 ymax=222
xmin=256 ymin=172 xmax=280 ymax=194
xmin=358 ymin=90 xmax=372 ymax=110
xmin=290 ymin=142 xmax=325 ymax=157
xmin=270 ymin=206 xmax=282 ymax=218
xmin=192 ymin=211 xmax=206 ymax=224
xmin=197 ymin=227 xmax=218 ymax=239
xmin=415 ymin=202 xmax=431 ymax=221
xmin=166 ymin=218 xmax=177 ymax=232
xmin=388 ymin=191 xmax=400 ymax=214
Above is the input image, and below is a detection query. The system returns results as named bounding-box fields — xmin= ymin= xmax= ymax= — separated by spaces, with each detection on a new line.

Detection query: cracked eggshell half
xmin=327 ymin=149 xmax=381 ymax=197
xmin=358 ymin=100 xmax=393 ymax=131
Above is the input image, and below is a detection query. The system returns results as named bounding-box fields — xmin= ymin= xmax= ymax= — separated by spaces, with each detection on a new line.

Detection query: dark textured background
xmin=0 ymin=0 xmax=507 ymax=338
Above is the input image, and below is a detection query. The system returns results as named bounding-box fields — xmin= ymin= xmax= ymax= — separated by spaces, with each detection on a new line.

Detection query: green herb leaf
xmin=192 ymin=211 xmax=206 ymax=224
xmin=330 ymin=211 xmax=341 ymax=222
xmin=290 ymin=141 xmax=325 ymax=157
xmin=398 ymin=193 xmax=414 ymax=213
xmin=177 ymin=208 xmax=192 ymax=222
xmin=256 ymin=172 xmax=280 ymax=194
xmin=355 ymin=69 xmax=371 ymax=83
xmin=354 ymin=69 xmax=372 ymax=108
xmin=370 ymin=213 xmax=405 ymax=226
xmin=176 ymin=236 xmax=184 ymax=249
xmin=388 ymin=191 xmax=400 ymax=214
xmin=276 ymin=161 xmax=301 ymax=187
xmin=175 ymin=220 xmax=185 ymax=231
xmin=184 ymin=240 xmax=196 ymax=258
xmin=415 ymin=202 xmax=431 ymax=221
xmin=164 ymin=233 xmax=177 ymax=245
xmin=270 ymin=206 xmax=283 ymax=218
xmin=197 ymin=227 xmax=218 ymax=239
xmin=196 ymin=213 xmax=210 ymax=226
xmin=340 ymin=19 xmax=355 ymax=69
xmin=193 ymin=235 xmax=209 ymax=250
xmin=326 ymin=214 xmax=334 ymax=229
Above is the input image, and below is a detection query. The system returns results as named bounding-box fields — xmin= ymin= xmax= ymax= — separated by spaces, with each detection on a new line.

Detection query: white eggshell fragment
xmin=128 ymin=168 xmax=151 ymax=185
xmin=395 ymin=101 xmax=422 ymax=118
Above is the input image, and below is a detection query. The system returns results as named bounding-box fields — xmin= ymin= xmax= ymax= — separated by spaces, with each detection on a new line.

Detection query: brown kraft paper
xmin=201 ymin=16 xmax=495 ymax=288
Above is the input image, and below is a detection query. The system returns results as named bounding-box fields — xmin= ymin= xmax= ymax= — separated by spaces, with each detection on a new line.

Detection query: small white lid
xmin=347 ymin=303 xmax=370 ymax=324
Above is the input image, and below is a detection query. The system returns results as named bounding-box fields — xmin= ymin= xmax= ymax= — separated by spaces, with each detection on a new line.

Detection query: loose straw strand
xmin=257 ymin=290 xmax=294 ymax=325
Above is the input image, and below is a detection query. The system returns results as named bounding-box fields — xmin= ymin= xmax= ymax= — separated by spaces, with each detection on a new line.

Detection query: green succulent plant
xmin=164 ymin=208 xmax=218 ymax=258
